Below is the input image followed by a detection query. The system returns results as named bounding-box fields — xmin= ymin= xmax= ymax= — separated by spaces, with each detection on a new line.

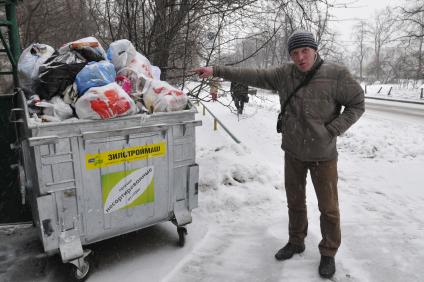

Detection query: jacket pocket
xmin=302 ymin=89 xmax=334 ymax=120
xmin=306 ymin=120 xmax=334 ymax=148
xmin=304 ymin=123 xmax=337 ymax=160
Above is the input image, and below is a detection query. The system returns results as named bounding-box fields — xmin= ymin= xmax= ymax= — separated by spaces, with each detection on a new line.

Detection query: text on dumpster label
xmin=101 ymin=166 xmax=155 ymax=214
xmin=85 ymin=142 xmax=166 ymax=169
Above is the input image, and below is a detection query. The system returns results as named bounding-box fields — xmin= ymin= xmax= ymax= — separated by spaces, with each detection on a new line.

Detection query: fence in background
xmin=196 ymin=100 xmax=241 ymax=144
xmin=364 ymin=84 xmax=424 ymax=101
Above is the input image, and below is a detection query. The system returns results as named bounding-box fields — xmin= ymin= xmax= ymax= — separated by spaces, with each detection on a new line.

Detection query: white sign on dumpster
xmin=101 ymin=166 xmax=155 ymax=214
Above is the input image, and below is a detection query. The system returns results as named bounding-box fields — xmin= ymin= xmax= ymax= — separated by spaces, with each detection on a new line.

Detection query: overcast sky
xmin=329 ymin=0 xmax=403 ymax=47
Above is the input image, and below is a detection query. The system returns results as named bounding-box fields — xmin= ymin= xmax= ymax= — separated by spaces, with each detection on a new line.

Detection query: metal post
xmin=365 ymin=84 xmax=367 ymax=94
xmin=387 ymin=86 xmax=392 ymax=96
xmin=421 ymin=88 xmax=423 ymax=99
xmin=203 ymin=105 xmax=205 ymax=115
xmin=213 ymin=119 xmax=217 ymax=131
xmin=377 ymin=86 xmax=382 ymax=94
xmin=199 ymin=101 xmax=241 ymax=143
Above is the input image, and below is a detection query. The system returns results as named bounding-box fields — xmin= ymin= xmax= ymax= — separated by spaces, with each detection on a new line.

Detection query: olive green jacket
xmin=213 ymin=55 xmax=365 ymax=161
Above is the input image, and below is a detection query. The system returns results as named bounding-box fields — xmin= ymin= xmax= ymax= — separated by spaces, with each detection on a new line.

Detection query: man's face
xmin=290 ymin=47 xmax=317 ymax=72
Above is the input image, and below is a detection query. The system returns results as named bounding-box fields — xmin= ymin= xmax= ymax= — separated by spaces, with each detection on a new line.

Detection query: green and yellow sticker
xmin=86 ymin=142 xmax=166 ymax=170
xmin=102 ymin=166 xmax=155 ymax=214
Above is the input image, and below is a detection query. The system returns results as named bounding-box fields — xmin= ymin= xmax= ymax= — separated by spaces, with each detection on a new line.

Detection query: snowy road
xmin=1 ymin=90 xmax=423 ymax=282
xmin=364 ymin=98 xmax=424 ymax=123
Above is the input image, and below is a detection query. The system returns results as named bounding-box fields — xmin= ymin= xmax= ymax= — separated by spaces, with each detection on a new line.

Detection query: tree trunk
xmin=417 ymin=26 xmax=424 ymax=80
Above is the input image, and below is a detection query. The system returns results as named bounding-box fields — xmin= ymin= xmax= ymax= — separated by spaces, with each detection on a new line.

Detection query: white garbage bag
xmin=151 ymin=66 xmax=161 ymax=80
xmin=139 ymin=77 xmax=188 ymax=112
xmin=117 ymin=52 xmax=154 ymax=80
xmin=35 ymin=96 xmax=74 ymax=121
xmin=18 ymin=43 xmax=55 ymax=90
xmin=107 ymin=39 xmax=137 ymax=71
xmin=75 ymin=82 xmax=138 ymax=119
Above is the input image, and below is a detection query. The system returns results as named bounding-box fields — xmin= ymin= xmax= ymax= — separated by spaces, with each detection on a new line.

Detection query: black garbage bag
xmin=35 ymin=51 xmax=87 ymax=100
xmin=59 ymin=38 xmax=107 ymax=62
xmin=73 ymin=46 xmax=105 ymax=62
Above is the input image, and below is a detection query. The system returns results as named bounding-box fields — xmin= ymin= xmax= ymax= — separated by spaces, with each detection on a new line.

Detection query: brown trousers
xmin=284 ymin=153 xmax=340 ymax=257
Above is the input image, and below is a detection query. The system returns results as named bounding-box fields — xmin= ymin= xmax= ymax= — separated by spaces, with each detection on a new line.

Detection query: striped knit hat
xmin=287 ymin=30 xmax=318 ymax=54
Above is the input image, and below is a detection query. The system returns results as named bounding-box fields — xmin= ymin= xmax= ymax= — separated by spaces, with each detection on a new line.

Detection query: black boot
xmin=319 ymin=255 xmax=336 ymax=278
xmin=274 ymin=242 xmax=305 ymax=260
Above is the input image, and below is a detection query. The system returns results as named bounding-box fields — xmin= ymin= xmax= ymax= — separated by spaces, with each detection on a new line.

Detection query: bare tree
xmin=399 ymin=0 xmax=424 ymax=80
xmin=222 ymin=0 xmax=336 ymax=69
xmin=88 ymin=0 xmax=260 ymax=81
xmin=17 ymin=0 xmax=97 ymax=48
xmin=368 ymin=7 xmax=397 ymax=82
xmin=14 ymin=0 xmax=342 ymax=92
xmin=351 ymin=20 xmax=370 ymax=81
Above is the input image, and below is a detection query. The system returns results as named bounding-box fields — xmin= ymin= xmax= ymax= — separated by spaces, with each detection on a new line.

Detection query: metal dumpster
xmin=12 ymin=89 xmax=201 ymax=280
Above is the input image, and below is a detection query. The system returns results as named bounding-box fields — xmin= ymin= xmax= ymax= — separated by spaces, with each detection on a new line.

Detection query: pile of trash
xmin=18 ymin=37 xmax=188 ymax=122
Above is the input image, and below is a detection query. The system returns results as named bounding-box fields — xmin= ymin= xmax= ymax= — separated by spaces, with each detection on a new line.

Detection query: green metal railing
xmin=0 ymin=0 xmax=21 ymax=87
xmin=197 ymin=100 xmax=241 ymax=144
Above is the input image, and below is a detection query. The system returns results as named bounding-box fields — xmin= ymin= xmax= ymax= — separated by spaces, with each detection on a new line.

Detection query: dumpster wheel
xmin=72 ymin=261 xmax=90 ymax=281
xmin=68 ymin=250 xmax=91 ymax=281
xmin=177 ymin=227 xmax=187 ymax=247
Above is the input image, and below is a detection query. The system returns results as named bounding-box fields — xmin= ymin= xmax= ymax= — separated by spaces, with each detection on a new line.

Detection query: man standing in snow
xmin=230 ymin=81 xmax=249 ymax=114
xmin=193 ymin=30 xmax=364 ymax=279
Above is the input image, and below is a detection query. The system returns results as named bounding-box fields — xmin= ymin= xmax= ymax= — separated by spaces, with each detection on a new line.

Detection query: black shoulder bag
xmin=276 ymin=60 xmax=324 ymax=133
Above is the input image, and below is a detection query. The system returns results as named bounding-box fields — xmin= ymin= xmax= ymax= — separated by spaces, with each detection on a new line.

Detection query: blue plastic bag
xmin=75 ymin=61 xmax=116 ymax=96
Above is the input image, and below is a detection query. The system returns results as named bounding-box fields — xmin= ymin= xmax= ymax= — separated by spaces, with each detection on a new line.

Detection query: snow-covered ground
xmin=1 ymin=86 xmax=423 ymax=282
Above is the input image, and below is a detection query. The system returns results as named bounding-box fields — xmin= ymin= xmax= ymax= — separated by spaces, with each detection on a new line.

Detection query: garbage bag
xmin=138 ymin=77 xmax=188 ymax=112
xmin=36 ymin=51 xmax=87 ymax=100
xmin=18 ymin=43 xmax=55 ymax=90
xmin=125 ymin=52 xmax=154 ymax=79
xmin=151 ymin=66 xmax=161 ymax=80
xmin=26 ymin=94 xmax=42 ymax=115
xmin=63 ymin=83 xmax=78 ymax=106
xmin=75 ymin=82 xmax=138 ymax=119
xmin=116 ymin=68 xmax=139 ymax=96
xmin=75 ymin=61 xmax=116 ymax=95
xmin=116 ymin=75 xmax=132 ymax=94
xmin=35 ymin=96 xmax=74 ymax=121
xmin=117 ymin=54 xmax=157 ymax=95
xmin=59 ymin=37 xmax=106 ymax=62
xmin=107 ymin=39 xmax=137 ymax=71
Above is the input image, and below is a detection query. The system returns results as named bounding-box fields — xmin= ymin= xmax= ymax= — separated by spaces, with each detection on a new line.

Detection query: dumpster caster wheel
xmin=177 ymin=227 xmax=187 ymax=247
xmin=71 ymin=260 xmax=90 ymax=281
xmin=68 ymin=250 xmax=91 ymax=281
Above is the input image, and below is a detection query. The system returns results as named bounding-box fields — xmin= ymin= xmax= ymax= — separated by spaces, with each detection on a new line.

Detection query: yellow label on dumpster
xmin=86 ymin=142 xmax=166 ymax=170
